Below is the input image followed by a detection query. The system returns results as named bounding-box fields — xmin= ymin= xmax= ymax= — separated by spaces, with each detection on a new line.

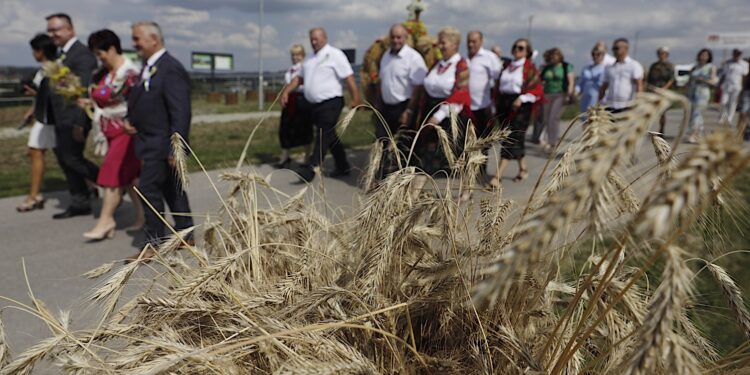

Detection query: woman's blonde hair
xmin=437 ymin=26 xmax=461 ymax=47
xmin=290 ymin=44 xmax=305 ymax=57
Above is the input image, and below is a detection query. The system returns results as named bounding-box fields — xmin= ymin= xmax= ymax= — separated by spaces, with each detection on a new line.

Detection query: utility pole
xmin=258 ymin=0 xmax=264 ymax=110
xmin=633 ymin=30 xmax=641 ymax=61
xmin=527 ymin=15 xmax=534 ymax=41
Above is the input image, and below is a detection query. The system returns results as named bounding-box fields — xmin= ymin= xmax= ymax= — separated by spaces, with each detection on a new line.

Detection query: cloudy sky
xmin=1 ymin=0 xmax=748 ymax=73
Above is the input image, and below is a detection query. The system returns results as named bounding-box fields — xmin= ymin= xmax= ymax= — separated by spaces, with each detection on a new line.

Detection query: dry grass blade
xmin=0 ymin=335 xmax=65 ymax=375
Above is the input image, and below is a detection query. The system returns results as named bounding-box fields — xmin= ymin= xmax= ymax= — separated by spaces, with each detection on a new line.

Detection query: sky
xmin=1 ymin=0 xmax=749 ymax=73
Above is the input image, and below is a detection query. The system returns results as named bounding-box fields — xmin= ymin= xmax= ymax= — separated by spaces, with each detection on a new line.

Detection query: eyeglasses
xmin=513 ymin=45 xmax=526 ymax=51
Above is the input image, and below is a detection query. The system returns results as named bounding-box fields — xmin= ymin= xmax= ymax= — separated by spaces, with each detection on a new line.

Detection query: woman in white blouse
xmin=414 ymin=26 xmax=471 ymax=174
xmin=275 ymin=44 xmax=312 ymax=168
xmin=487 ymin=38 xmax=544 ymax=188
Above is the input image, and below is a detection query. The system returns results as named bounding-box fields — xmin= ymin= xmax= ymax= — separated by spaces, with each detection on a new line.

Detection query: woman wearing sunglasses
xmin=487 ymin=38 xmax=543 ymax=187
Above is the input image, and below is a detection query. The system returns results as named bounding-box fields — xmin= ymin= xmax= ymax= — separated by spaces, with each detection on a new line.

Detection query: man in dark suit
xmin=126 ymin=21 xmax=194 ymax=258
xmin=46 ymin=13 xmax=99 ymax=219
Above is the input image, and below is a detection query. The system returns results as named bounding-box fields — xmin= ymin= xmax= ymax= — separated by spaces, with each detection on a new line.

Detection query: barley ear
xmin=0 ymin=312 xmax=10 ymax=368
xmin=705 ymin=262 xmax=750 ymax=340
xmin=81 ymin=262 xmax=116 ymax=279
xmin=171 ymin=132 xmax=190 ymax=191
xmin=648 ymin=131 xmax=675 ymax=178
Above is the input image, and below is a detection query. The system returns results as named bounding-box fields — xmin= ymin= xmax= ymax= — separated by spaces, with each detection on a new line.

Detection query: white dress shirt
xmin=285 ymin=62 xmax=303 ymax=92
xmin=379 ymin=45 xmax=427 ymax=105
xmin=61 ymin=37 xmax=78 ymax=54
xmin=498 ymin=58 xmax=537 ymax=104
xmin=299 ymin=44 xmax=354 ymax=104
xmin=722 ymin=59 xmax=750 ymax=92
xmin=468 ymin=47 xmax=502 ymax=110
xmin=141 ymin=48 xmax=167 ymax=81
xmin=423 ymin=53 xmax=464 ymax=122
xmin=602 ymin=56 xmax=644 ymax=109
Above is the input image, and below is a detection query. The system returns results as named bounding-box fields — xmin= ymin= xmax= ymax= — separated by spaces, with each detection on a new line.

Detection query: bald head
xmin=309 ymin=27 xmax=328 ymax=52
xmin=389 ymin=23 xmax=408 ymax=53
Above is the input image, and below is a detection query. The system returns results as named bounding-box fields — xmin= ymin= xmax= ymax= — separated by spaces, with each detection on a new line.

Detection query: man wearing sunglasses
xmin=598 ymin=38 xmax=644 ymax=114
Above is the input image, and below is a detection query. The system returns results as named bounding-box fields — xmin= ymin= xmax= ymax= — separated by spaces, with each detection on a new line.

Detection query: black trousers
xmin=139 ymin=159 xmax=194 ymax=245
xmin=53 ymin=126 xmax=99 ymax=209
xmin=309 ymin=97 xmax=349 ymax=171
xmin=497 ymin=94 xmax=532 ymax=160
xmin=376 ymin=100 xmax=409 ymax=141
xmin=472 ymin=107 xmax=495 ymax=138
xmin=375 ymin=100 xmax=410 ymax=179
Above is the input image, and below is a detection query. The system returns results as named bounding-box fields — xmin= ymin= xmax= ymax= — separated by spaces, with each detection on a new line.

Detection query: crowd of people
xmin=273 ymin=24 xmax=750 ymax=194
xmin=15 ymin=11 xmax=750 ymax=255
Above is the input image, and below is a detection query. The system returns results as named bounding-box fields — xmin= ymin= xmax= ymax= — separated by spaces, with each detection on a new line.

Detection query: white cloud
xmin=333 ymin=29 xmax=359 ymax=49
xmin=2 ymin=0 xmax=749 ymax=71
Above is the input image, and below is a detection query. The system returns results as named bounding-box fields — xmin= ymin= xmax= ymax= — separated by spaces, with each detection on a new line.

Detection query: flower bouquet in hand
xmin=42 ymin=61 xmax=87 ymax=100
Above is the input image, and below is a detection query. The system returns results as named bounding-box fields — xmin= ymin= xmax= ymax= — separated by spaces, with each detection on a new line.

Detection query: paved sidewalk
xmin=0 ymin=111 xmax=281 ymax=140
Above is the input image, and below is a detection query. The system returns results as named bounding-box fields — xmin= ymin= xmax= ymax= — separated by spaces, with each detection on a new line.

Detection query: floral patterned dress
xmin=90 ymin=60 xmax=141 ymax=188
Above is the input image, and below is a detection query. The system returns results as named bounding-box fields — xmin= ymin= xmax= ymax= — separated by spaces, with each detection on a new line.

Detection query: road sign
xmin=191 ymin=52 xmax=234 ymax=92
xmin=707 ymin=33 xmax=750 ymax=49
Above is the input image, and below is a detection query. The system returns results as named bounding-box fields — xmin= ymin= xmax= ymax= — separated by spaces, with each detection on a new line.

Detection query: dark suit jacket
xmin=127 ymin=51 xmax=192 ymax=161
xmin=33 ymin=74 xmax=69 ymax=127
xmin=57 ymin=39 xmax=97 ymax=129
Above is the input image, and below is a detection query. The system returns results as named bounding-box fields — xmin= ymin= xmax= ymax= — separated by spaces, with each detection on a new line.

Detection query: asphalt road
xmin=0 ymin=108 xmax=725 ymax=373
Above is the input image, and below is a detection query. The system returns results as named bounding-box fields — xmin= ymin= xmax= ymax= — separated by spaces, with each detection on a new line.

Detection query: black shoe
xmin=297 ymin=166 xmax=316 ymax=183
xmin=53 ymin=207 xmax=92 ymax=219
xmin=326 ymin=167 xmax=351 ymax=178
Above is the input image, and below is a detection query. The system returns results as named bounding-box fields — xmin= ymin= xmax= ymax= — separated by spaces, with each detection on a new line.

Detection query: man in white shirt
xmin=378 ymin=24 xmax=427 ymax=137
xmin=281 ymin=27 xmax=361 ymax=182
xmin=720 ymin=49 xmax=750 ymax=126
xmin=376 ymin=24 xmax=427 ymax=178
xmin=466 ymin=31 xmax=501 ymax=137
xmin=598 ymin=38 xmax=644 ymax=114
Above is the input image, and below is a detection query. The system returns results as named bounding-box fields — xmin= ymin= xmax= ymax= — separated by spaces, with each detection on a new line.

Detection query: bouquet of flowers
xmin=42 ymin=61 xmax=87 ymax=99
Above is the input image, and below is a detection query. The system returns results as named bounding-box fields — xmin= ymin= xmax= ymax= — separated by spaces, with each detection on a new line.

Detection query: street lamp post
xmin=258 ymin=0 xmax=264 ymax=111
xmin=633 ymin=30 xmax=641 ymax=61
xmin=527 ymin=15 xmax=534 ymax=41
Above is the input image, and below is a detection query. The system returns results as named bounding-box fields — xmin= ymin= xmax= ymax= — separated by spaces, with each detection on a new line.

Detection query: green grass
xmin=690 ymin=171 xmax=750 ymax=354
xmin=0 ymin=110 xmax=375 ymax=199
xmin=191 ymin=95 xmax=281 ymax=115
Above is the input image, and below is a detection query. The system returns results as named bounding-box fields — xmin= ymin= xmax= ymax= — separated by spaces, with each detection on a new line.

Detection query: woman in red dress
xmin=80 ymin=29 xmax=143 ymax=240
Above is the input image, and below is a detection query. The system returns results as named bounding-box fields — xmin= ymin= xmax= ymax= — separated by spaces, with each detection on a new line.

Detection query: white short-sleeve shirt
xmin=299 ymin=44 xmax=354 ymax=104
xmin=468 ymin=47 xmax=502 ymax=110
xmin=602 ymin=56 xmax=644 ymax=109
xmin=498 ymin=58 xmax=537 ymax=104
xmin=722 ymin=59 xmax=750 ymax=92
xmin=379 ymin=45 xmax=428 ymax=105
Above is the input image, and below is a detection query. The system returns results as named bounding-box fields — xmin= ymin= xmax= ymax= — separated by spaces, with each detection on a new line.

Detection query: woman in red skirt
xmin=80 ymin=29 xmax=144 ymax=240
